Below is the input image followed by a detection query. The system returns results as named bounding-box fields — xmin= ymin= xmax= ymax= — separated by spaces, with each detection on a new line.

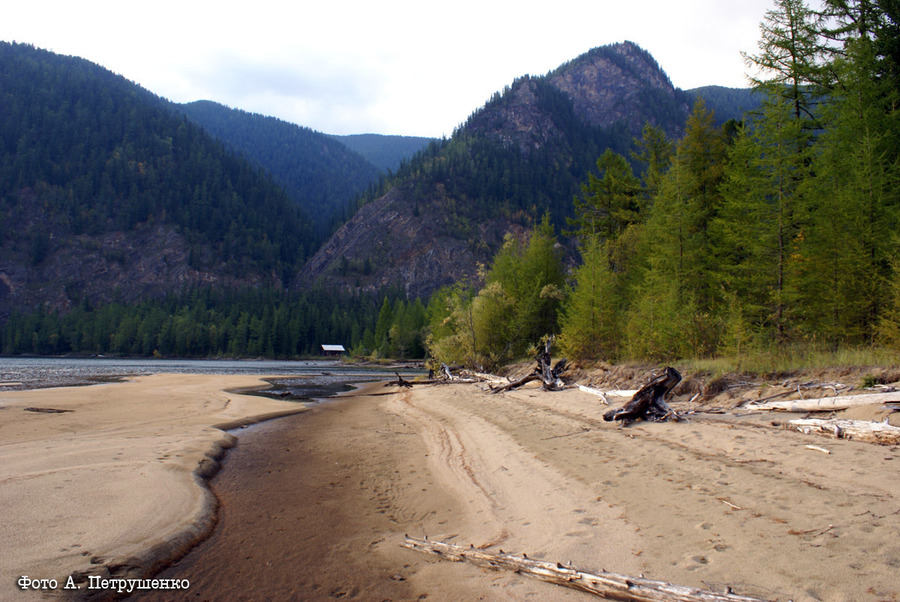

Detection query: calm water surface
xmin=0 ymin=357 xmax=421 ymax=400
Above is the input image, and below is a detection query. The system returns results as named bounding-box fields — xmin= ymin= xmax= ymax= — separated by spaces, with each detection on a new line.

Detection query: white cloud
xmin=2 ymin=0 xmax=778 ymax=136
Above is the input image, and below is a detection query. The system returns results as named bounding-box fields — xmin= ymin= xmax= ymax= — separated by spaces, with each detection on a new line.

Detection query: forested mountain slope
xmin=301 ymin=41 xmax=694 ymax=296
xmin=176 ymin=101 xmax=384 ymax=236
xmin=332 ymin=133 xmax=435 ymax=173
xmin=0 ymin=42 xmax=315 ymax=319
xmin=688 ymin=85 xmax=764 ymax=124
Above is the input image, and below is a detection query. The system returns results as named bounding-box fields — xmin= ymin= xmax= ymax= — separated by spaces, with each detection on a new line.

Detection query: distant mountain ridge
xmin=688 ymin=85 xmax=764 ymax=124
xmin=0 ymin=42 xmax=314 ymax=318
xmin=332 ymin=134 xmax=436 ymax=173
xmin=0 ymin=39 xmax=761 ymax=323
xmin=301 ymin=41 xmax=703 ymax=297
xmin=175 ymin=100 xmax=383 ymax=237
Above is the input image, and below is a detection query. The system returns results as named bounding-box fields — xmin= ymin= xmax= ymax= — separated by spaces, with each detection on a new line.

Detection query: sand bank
xmin=0 ymin=373 xmax=305 ymax=599
xmin=137 ymin=379 xmax=899 ymax=601
xmin=4 ymin=374 xmax=900 ymax=601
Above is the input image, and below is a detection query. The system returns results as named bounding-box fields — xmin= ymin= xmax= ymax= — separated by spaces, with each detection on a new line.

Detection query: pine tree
xmin=631 ymin=122 xmax=674 ymax=206
xmin=795 ymin=34 xmax=900 ymax=344
xmin=743 ymin=0 xmax=824 ymax=123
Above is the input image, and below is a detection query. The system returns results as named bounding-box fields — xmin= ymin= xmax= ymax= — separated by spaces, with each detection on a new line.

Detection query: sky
xmin=3 ymin=0 xmax=778 ymax=138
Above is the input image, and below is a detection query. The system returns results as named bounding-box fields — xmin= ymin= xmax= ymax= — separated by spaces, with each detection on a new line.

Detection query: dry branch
xmin=401 ymin=537 xmax=768 ymax=601
xmin=491 ymin=373 xmax=541 ymax=394
xmin=788 ymin=418 xmax=900 ymax=445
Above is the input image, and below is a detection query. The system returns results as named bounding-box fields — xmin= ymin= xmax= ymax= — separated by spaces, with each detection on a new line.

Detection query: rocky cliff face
xmin=299 ymin=182 xmax=523 ymax=298
xmin=302 ymin=41 xmax=692 ymax=298
xmin=0 ymin=189 xmax=270 ymax=320
xmin=462 ymin=41 xmax=690 ymax=154
xmin=547 ymin=41 xmax=689 ymax=137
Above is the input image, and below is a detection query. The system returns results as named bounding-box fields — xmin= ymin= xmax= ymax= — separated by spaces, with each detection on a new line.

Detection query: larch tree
xmin=623 ymin=99 xmax=728 ymax=358
xmin=567 ymin=149 xmax=641 ymax=244
xmin=716 ymin=93 xmax=809 ymax=345
xmin=558 ymin=235 xmax=620 ymax=360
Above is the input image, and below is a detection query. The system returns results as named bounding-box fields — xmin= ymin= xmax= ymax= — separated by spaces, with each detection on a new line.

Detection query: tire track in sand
xmin=384 ymin=387 xmax=643 ymax=575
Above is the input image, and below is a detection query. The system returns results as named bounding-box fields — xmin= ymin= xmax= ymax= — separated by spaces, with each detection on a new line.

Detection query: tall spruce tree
xmin=567 ymin=149 xmax=641 ymax=243
xmin=743 ymin=0 xmax=824 ymax=123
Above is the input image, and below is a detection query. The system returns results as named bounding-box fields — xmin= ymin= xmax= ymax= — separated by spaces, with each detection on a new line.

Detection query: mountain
xmin=332 ymin=134 xmax=435 ymax=173
xmin=689 ymin=85 xmax=764 ymax=124
xmin=301 ymin=41 xmax=695 ymax=297
xmin=0 ymin=42 xmax=315 ymax=319
xmin=175 ymin=101 xmax=384 ymax=236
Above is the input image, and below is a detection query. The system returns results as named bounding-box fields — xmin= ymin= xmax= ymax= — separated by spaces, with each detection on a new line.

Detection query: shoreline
xmin=0 ymin=373 xmax=308 ymax=599
xmin=3 ymin=372 xmax=900 ymax=600
xmin=143 ymin=378 xmax=899 ymax=601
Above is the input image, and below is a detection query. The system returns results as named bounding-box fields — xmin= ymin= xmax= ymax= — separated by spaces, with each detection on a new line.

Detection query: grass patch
xmin=677 ymin=345 xmax=900 ymax=377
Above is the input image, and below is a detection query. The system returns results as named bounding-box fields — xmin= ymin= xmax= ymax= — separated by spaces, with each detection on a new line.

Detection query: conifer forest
xmin=4 ymin=0 xmax=900 ymax=370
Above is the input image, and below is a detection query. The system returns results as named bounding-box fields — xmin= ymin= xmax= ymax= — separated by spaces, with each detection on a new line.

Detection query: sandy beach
xmin=2 ymin=371 xmax=900 ymax=601
xmin=0 ymin=373 xmax=305 ymax=600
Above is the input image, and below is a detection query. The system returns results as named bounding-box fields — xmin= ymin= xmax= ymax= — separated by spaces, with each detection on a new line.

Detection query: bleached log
xmin=578 ymin=385 xmax=639 ymax=398
xmin=461 ymin=370 xmax=508 ymax=384
xmin=401 ymin=537 xmax=768 ymax=601
xmin=747 ymin=391 xmax=900 ymax=412
xmin=788 ymin=418 xmax=900 ymax=445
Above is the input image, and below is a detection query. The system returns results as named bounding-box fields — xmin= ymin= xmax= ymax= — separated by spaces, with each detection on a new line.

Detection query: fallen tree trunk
xmin=401 ymin=537 xmax=768 ymax=601
xmin=491 ymin=373 xmax=541 ymax=394
xmin=603 ymin=367 xmax=682 ymax=423
xmin=788 ymin=418 xmax=900 ymax=445
xmin=746 ymin=391 xmax=900 ymax=412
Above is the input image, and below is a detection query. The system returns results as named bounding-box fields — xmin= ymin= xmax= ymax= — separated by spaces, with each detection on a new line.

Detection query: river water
xmin=0 ymin=357 xmax=422 ymax=400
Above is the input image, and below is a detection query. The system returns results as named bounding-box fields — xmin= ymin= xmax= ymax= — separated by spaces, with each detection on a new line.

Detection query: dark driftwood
xmin=490 ymin=338 xmax=567 ymax=394
xmin=390 ymin=372 xmax=414 ymax=388
xmin=401 ymin=537 xmax=767 ymax=601
xmin=603 ymin=367 xmax=682 ymax=423
xmin=491 ymin=373 xmax=541 ymax=394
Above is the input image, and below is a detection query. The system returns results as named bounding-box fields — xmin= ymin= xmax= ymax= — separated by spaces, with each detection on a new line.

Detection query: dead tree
xmin=603 ymin=367 xmax=682 ymax=423
xmin=491 ymin=338 xmax=567 ymax=394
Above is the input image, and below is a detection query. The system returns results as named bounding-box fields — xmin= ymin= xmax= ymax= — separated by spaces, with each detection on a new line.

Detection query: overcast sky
xmin=3 ymin=0 xmax=778 ymax=137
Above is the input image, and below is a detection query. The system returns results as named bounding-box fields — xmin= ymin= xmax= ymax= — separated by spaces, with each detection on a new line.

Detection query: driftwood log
xmin=491 ymin=338 xmax=567 ymax=394
xmin=603 ymin=367 xmax=682 ymax=423
xmin=746 ymin=391 xmax=900 ymax=412
xmin=788 ymin=418 xmax=900 ymax=445
xmin=401 ymin=537 xmax=768 ymax=601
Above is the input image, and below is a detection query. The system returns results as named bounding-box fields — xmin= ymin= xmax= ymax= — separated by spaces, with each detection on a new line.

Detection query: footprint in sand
xmin=675 ymin=552 xmax=711 ymax=571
